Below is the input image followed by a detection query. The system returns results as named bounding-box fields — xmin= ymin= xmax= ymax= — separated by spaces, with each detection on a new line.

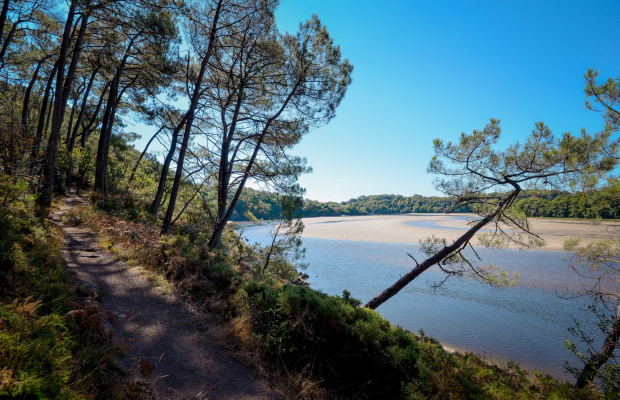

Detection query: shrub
xmin=0 ymin=298 xmax=78 ymax=398
xmin=244 ymin=281 xmax=421 ymax=398
xmin=242 ymin=280 xmax=603 ymax=399
xmin=203 ymin=261 xmax=242 ymax=291
xmin=0 ymin=180 xmax=124 ymax=398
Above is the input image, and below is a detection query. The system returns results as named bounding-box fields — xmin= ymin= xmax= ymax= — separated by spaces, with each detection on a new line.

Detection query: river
xmin=236 ymin=217 xmax=604 ymax=381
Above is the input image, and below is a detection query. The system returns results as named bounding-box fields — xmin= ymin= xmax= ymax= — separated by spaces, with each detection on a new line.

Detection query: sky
xmin=269 ymin=0 xmax=620 ymax=202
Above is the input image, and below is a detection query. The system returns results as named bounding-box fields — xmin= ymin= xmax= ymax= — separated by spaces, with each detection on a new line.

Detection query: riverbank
xmin=299 ymin=214 xmax=618 ymax=250
xmin=21 ymin=192 xmax=602 ymax=399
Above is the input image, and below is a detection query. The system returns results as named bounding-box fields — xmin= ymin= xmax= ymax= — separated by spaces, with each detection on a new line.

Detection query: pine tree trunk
xmin=66 ymin=67 xmax=98 ymax=190
xmin=161 ymin=0 xmax=223 ymax=233
xmin=0 ymin=0 xmax=9 ymax=52
xmin=80 ymin=81 xmax=109 ymax=148
xmin=151 ymin=117 xmax=185 ymax=214
xmin=128 ymin=125 xmax=164 ymax=187
xmin=22 ymin=57 xmax=46 ymax=129
xmin=207 ymin=79 xmax=303 ymax=250
xmin=576 ymin=304 xmax=620 ymax=387
xmin=93 ymin=78 xmax=118 ymax=194
xmin=94 ymin=36 xmax=134 ymax=194
xmin=31 ymin=63 xmax=58 ymax=173
xmin=364 ymin=189 xmax=520 ymax=309
xmin=61 ymin=12 xmax=89 ymax=111
xmin=39 ymin=0 xmax=77 ymax=209
xmin=64 ymin=97 xmax=78 ymax=145
xmin=0 ymin=17 xmax=17 ymax=67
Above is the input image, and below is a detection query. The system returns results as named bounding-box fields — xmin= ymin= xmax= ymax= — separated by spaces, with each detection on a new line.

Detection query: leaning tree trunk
xmin=0 ymin=0 xmax=9 ymax=52
xmin=31 ymin=62 xmax=57 ymax=174
xmin=39 ymin=0 xmax=77 ymax=209
xmin=65 ymin=67 xmax=98 ymax=190
xmin=128 ymin=125 xmax=164 ymax=187
xmin=80 ymin=80 xmax=109 ymax=148
xmin=206 ymin=116 xmax=272 ymax=249
xmin=160 ymin=0 xmax=223 ymax=233
xmin=93 ymin=78 xmax=118 ymax=194
xmin=576 ymin=304 xmax=620 ymax=388
xmin=364 ymin=189 xmax=520 ymax=309
xmin=61 ymin=12 xmax=89 ymax=109
xmin=151 ymin=117 xmax=185 ymax=215
xmin=64 ymin=95 xmax=78 ymax=145
xmin=208 ymin=83 xmax=245 ymax=248
xmin=94 ymin=35 xmax=134 ymax=194
xmin=207 ymin=77 xmax=303 ymax=250
xmin=206 ymin=115 xmax=274 ymax=249
xmin=0 ymin=14 xmax=19 ymax=67
xmin=22 ymin=57 xmax=47 ymax=129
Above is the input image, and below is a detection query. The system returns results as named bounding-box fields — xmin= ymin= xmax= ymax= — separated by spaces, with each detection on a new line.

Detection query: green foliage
xmin=0 ymin=175 xmax=123 ymax=398
xmin=203 ymin=261 xmax=242 ymax=291
xmin=0 ymin=298 xmax=76 ymax=398
xmin=233 ymin=188 xmax=620 ymax=221
xmin=0 ymin=174 xmax=69 ymax=307
xmin=244 ymin=280 xmax=419 ymax=398
xmin=0 ymin=92 xmax=34 ymax=179
xmin=585 ymin=69 xmax=620 ymax=133
xmin=242 ymin=280 xmax=598 ymax=399
xmin=232 ymin=188 xmax=473 ymax=220
xmin=514 ymin=188 xmax=620 ymax=219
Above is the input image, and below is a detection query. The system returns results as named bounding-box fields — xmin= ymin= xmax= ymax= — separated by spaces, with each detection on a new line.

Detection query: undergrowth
xmin=0 ymin=176 xmax=124 ymax=399
xmin=240 ymin=280 xmax=602 ymax=399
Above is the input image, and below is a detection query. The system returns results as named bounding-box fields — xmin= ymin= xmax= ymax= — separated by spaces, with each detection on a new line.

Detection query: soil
xmin=52 ymin=195 xmax=280 ymax=400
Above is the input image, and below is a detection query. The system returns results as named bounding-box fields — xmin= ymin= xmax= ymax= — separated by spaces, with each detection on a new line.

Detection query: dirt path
xmin=52 ymin=195 xmax=279 ymax=400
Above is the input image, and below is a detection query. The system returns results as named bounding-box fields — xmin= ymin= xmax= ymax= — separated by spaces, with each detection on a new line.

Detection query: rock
xmin=79 ymin=282 xmax=100 ymax=299
xmin=293 ymin=273 xmax=310 ymax=286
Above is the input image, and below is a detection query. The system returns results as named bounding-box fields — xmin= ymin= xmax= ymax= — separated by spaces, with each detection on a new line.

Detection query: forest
xmin=0 ymin=0 xmax=352 ymax=243
xmin=0 ymin=0 xmax=619 ymax=398
xmin=231 ymin=188 xmax=620 ymax=220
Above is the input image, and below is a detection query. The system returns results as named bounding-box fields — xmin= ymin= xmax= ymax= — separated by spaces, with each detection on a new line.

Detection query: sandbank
xmin=300 ymin=214 xmax=618 ymax=251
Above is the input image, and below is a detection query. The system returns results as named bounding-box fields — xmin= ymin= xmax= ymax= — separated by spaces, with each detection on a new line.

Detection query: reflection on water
xmin=404 ymin=215 xmax=502 ymax=233
xmin=237 ymin=219 xmax=600 ymax=381
xmin=405 ymin=219 xmax=473 ymax=231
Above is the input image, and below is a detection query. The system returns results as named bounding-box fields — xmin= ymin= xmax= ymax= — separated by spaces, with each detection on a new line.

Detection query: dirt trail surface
xmin=52 ymin=195 xmax=278 ymax=400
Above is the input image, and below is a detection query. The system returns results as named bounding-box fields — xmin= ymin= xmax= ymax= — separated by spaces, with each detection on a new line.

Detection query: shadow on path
xmin=54 ymin=195 xmax=278 ymax=400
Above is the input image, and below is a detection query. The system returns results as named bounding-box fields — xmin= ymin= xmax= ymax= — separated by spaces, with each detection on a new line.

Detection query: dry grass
xmin=208 ymin=311 xmax=327 ymax=400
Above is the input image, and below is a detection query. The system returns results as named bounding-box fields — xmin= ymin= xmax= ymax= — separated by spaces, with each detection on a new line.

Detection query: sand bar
xmin=300 ymin=214 xmax=619 ymax=250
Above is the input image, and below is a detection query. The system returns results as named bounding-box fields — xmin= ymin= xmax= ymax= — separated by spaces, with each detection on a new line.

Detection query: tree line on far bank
xmin=231 ymin=188 xmax=620 ymax=221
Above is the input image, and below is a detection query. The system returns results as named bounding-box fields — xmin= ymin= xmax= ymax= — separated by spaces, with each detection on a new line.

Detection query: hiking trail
xmin=52 ymin=194 xmax=279 ymax=400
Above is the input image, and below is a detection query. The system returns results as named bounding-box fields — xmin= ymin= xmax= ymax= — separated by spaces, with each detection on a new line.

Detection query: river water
xmin=236 ymin=218 xmax=602 ymax=381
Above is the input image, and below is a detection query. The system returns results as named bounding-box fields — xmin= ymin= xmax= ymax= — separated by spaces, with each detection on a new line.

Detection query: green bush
xmin=0 ymin=177 xmax=123 ymax=398
xmin=244 ymin=281 xmax=421 ymax=398
xmin=242 ymin=280 xmax=602 ymax=399
xmin=0 ymin=298 xmax=79 ymax=398
xmin=203 ymin=261 xmax=241 ymax=290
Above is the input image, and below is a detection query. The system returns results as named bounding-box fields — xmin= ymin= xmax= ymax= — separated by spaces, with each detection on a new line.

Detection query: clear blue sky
xmin=272 ymin=0 xmax=620 ymax=202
